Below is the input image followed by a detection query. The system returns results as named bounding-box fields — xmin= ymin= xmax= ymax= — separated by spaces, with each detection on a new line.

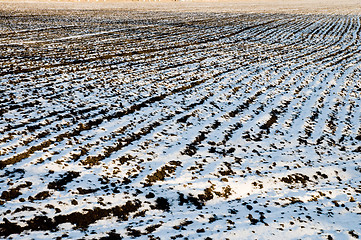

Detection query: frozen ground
xmin=0 ymin=2 xmax=360 ymax=240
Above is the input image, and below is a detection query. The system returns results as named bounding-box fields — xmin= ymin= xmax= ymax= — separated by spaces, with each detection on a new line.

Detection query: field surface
xmin=0 ymin=2 xmax=361 ymax=239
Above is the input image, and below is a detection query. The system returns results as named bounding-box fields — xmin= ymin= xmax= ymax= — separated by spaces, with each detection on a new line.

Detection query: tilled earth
xmin=0 ymin=4 xmax=360 ymax=240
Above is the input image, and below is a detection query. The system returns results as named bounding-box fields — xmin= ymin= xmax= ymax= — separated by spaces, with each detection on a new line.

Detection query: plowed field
xmin=0 ymin=3 xmax=360 ymax=239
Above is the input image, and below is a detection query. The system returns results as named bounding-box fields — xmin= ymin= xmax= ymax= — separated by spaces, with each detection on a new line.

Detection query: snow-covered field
xmin=0 ymin=3 xmax=361 ymax=239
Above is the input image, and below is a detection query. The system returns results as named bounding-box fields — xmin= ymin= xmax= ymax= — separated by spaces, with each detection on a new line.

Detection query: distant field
xmin=1 ymin=0 xmax=361 ymax=14
xmin=0 ymin=2 xmax=361 ymax=240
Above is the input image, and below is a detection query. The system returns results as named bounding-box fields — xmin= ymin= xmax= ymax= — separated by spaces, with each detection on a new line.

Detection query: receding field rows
xmin=0 ymin=9 xmax=360 ymax=239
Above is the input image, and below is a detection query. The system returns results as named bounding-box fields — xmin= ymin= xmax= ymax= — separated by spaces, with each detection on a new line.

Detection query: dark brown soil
xmin=0 ymin=200 xmax=141 ymax=237
xmin=48 ymin=171 xmax=80 ymax=191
